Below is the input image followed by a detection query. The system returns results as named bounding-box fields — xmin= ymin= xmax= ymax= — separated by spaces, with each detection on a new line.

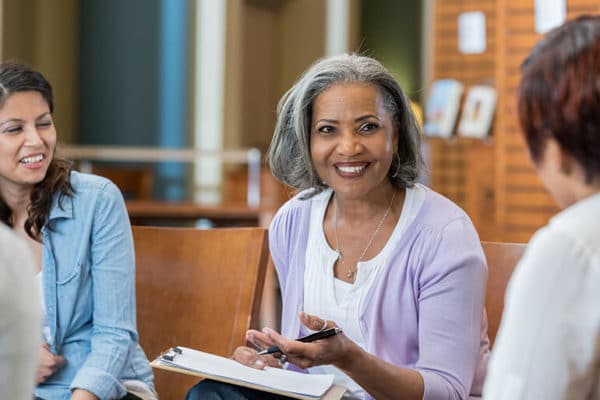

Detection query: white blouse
xmin=483 ymin=192 xmax=600 ymax=400
xmin=303 ymin=185 xmax=425 ymax=399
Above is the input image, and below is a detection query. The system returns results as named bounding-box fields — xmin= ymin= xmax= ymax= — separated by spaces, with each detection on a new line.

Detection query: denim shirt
xmin=35 ymin=172 xmax=154 ymax=400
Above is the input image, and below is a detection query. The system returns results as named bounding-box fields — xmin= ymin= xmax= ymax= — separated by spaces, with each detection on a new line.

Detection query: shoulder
xmin=69 ymin=171 xmax=118 ymax=195
xmin=404 ymin=185 xmax=479 ymax=252
xmin=545 ymin=193 xmax=600 ymax=261
xmin=269 ymin=188 xmax=323 ymax=231
xmin=416 ymin=185 xmax=473 ymax=228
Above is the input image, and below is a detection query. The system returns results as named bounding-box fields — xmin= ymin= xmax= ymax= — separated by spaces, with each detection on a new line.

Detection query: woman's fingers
xmin=232 ymin=346 xmax=266 ymax=369
xmin=246 ymin=329 xmax=274 ymax=350
xmin=36 ymin=344 xmax=67 ymax=383
xmin=299 ymin=311 xmax=330 ymax=331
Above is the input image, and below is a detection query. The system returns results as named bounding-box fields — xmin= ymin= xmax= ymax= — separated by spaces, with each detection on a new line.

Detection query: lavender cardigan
xmin=268 ymin=186 xmax=490 ymax=400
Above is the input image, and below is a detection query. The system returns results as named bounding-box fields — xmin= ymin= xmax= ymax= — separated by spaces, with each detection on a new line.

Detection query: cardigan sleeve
xmin=415 ymin=217 xmax=488 ymax=400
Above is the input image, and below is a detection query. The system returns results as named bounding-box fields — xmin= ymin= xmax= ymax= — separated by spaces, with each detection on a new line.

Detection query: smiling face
xmin=0 ymin=91 xmax=56 ymax=194
xmin=310 ymin=83 xmax=398 ymax=200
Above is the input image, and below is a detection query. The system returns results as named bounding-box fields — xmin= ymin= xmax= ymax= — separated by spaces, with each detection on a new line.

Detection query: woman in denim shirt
xmin=0 ymin=62 xmax=155 ymax=400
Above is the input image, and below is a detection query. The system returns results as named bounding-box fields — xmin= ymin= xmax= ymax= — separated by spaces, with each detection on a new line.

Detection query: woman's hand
xmin=231 ymin=329 xmax=283 ymax=370
xmin=70 ymin=388 xmax=99 ymax=400
xmin=262 ymin=312 xmax=357 ymax=370
xmin=36 ymin=343 xmax=66 ymax=384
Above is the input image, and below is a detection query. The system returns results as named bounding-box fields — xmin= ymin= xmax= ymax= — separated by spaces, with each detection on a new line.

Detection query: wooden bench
xmin=133 ymin=226 xmax=269 ymax=400
xmin=481 ymin=241 xmax=527 ymax=346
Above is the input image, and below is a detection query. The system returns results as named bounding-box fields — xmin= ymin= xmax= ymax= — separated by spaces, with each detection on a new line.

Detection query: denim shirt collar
xmin=47 ymin=193 xmax=74 ymax=222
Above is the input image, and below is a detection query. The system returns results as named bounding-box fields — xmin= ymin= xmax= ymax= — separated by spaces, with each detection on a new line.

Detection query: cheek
xmin=45 ymin=130 xmax=58 ymax=147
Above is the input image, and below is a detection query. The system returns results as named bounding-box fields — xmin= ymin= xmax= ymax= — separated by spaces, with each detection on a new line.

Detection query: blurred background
xmin=1 ymin=0 xmax=599 ymax=242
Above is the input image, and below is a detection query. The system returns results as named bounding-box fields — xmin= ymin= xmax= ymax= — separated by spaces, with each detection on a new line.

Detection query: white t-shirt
xmin=304 ymin=185 xmax=425 ymax=399
xmin=0 ymin=224 xmax=41 ymax=400
xmin=483 ymin=192 xmax=600 ymax=400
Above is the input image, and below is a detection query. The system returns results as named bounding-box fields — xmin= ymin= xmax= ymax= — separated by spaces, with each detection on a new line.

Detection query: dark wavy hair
xmin=0 ymin=62 xmax=73 ymax=240
xmin=518 ymin=15 xmax=600 ymax=183
xmin=268 ymin=54 xmax=424 ymax=198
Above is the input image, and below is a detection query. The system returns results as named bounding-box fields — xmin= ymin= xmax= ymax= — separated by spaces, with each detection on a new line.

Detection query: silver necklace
xmin=333 ymin=189 xmax=397 ymax=282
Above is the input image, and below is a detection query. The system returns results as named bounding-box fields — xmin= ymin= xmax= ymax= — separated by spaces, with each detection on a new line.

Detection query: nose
xmin=23 ymin=126 xmax=44 ymax=147
xmin=336 ymin=129 xmax=362 ymax=156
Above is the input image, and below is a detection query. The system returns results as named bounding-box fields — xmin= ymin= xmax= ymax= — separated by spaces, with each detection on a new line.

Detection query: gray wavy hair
xmin=267 ymin=53 xmax=424 ymax=198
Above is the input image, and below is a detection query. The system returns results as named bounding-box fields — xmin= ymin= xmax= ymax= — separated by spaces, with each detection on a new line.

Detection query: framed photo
xmin=423 ymin=79 xmax=464 ymax=138
xmin=457 ymin=85 xmax=497 ymax=139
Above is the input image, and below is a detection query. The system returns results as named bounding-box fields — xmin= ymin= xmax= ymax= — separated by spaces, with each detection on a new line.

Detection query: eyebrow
xmin=0 ymin=112 xmax=52 ymax=128
xmin=314 ymin=114 xmax=381 ymax=125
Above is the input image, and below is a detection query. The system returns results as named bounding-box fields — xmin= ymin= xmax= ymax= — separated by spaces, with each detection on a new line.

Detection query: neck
xmin=333 ymin=182 xmax=400 ymax=222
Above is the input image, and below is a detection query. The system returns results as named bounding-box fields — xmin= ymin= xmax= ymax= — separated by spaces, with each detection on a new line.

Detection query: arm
xmin=483 ymin=229 xmax=600 ymax=399
xmin=69 ymin=182 xmax=138 ymax=400
xmin=414 ymin=218 xmax=487 ymax=400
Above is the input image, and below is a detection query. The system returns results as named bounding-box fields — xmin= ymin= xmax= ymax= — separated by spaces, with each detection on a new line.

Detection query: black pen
xmin=257 ymin=327 xmax=343 ymax=356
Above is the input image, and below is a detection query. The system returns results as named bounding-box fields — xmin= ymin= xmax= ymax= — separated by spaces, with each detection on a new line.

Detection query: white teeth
xmin=337 ymin=165 xmax=365 ymax=173
xmin=20 ymin=155 xmax=44 ymax=164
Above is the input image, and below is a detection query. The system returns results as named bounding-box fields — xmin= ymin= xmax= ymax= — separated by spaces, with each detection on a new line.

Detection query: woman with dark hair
xmin=0 ymin=62 xmax=155 ymax=400
xmin=187 ymin=54 xmax=490 ymax=400
xmin=483 ymin=16 xmax=600 ymax=400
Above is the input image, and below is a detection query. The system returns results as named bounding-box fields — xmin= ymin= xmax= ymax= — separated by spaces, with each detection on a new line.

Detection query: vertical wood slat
xmin=429 ymin=0 xmax=497 ymax=240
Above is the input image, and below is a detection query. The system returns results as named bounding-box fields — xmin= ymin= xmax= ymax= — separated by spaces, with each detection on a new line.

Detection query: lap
xmin=185 ymin=379 xmax=295 ymax=400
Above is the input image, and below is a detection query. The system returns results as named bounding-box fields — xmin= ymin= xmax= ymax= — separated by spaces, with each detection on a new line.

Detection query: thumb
xmin=55 ymin=354 xmax=67 ymax=367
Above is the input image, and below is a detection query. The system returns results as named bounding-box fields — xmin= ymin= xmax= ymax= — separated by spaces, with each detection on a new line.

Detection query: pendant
xmin=347 ymin=270 xmax=356 ymax=280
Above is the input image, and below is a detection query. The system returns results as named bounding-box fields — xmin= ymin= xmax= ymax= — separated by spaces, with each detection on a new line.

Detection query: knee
xmin=185 ymin=380 xmax=240 ymax=400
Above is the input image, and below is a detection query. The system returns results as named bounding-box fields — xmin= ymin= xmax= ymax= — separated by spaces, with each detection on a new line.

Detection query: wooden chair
xmin=91 ymin=166 xmax=154 ymax=200
xmin=132 ymin=226 xmax=269 ymax=400
xmin=481 ymin=241 xmax=527 ymax=346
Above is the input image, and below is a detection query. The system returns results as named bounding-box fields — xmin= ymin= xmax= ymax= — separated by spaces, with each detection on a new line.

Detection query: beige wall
xmin=276 ymin=0 xmax=325 ymax=96
xmin=1 ymin=0 xmax=79 ymax=144
xmin=223 ymin=0 xmax=327 ymax=154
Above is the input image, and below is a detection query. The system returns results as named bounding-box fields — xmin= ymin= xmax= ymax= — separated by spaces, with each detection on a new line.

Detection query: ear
xmin=544 ymin=138 xmax=573 ymax=176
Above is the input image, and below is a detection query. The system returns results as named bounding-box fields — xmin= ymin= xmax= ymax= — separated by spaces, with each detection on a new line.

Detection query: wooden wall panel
xmin=430 ymin=0 xmax=599 ymax=242
xmin=429 ymin=0 xmax=497 ymax=240
xmin=495 ymin=0 xmax=600 ymax=242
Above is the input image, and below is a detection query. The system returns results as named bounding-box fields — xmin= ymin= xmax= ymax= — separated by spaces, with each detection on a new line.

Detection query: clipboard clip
xmin=161 ymin=346 xmax=183 ymax=361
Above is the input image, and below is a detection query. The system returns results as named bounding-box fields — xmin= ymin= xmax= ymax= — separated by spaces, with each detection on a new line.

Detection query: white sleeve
xmin=483 ymin=226 xmax=600 ymax=400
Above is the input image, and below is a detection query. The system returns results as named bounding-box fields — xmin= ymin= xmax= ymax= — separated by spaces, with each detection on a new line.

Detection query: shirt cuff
xmin=418 ymin=369 xmax=464 ymax=400
xmin=70 ymin=366 xmax=127 ymax=400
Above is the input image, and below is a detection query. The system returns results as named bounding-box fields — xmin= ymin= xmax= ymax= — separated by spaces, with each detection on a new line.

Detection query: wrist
xmin=71 ymin=388 xmax=99 ymax=400
xmin=334 ymin=338 xmax=365 ymax=373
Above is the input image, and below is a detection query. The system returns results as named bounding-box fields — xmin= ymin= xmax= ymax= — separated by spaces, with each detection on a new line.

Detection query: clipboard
xmin=152 ymin=346 xmax=346 ymax=400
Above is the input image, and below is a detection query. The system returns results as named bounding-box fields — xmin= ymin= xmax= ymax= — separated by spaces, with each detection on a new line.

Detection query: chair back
xmin=91 ymin=166 xmax=154 ymax=199
xmin=481 ymin=241 xmax=526 ymax=346
xmin=133 ymin=226 xmax=269 ymax=400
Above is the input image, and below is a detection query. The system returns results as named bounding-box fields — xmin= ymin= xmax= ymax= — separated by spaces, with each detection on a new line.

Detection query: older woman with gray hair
xmin=186 ymin=54 xmax=489 ymax=400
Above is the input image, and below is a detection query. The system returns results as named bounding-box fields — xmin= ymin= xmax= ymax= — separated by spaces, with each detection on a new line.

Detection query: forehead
xmin=312 ymin=83 xmax=385 ymax=115
xmin=0 ymin=91 xmax=49 ymax=117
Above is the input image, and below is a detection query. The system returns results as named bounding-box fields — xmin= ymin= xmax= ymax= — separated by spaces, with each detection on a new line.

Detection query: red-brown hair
xmin=518 ymin=15 xmax=600 ymax=183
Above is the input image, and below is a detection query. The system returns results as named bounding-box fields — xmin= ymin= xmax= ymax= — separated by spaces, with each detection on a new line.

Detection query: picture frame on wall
xmin=457 ymin=85 xmax=497 ymax=139
xmin=423 ymin=79 xmax=464 ymax=138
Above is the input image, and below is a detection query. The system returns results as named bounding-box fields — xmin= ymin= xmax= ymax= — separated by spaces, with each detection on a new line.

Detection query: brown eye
xmin=318 ymin=125 xmax=336 ymax=135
